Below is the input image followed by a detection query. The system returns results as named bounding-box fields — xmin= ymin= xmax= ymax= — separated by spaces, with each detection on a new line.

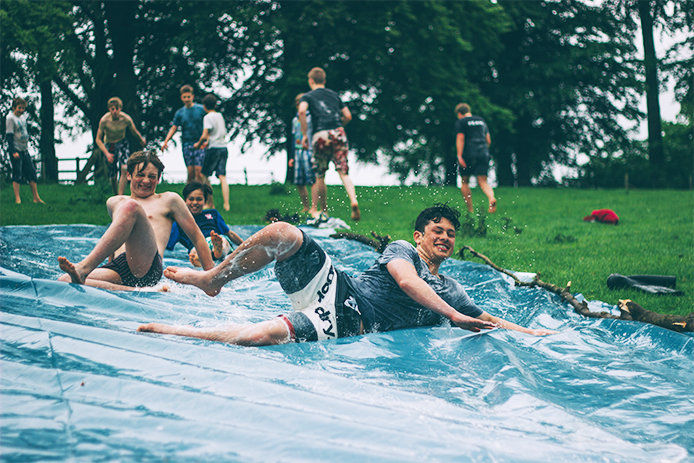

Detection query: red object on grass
xmin=583 ymin=209 xmax=619 ymax=225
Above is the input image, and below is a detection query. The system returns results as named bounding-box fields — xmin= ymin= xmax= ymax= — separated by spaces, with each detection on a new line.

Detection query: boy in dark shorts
xmin=167 ymin=182 xmax=243 ymax=267
xmin=161 ymin=85 xmax=207 ymax=184
xmin=139 ymin=204 xmax=556 ymax=344
xmin=455 ymin=103 xmax=496 ymax=213
xmin=195 ymin=94 xmax=230 ymax=211
xmin=5 ymin=97 xmax=44 ymax=205
xmin=298 ymin=67 xmax=360 ymax=221
xmin=95 ymin=97 xmax=147 ymax=195
xmin=58 ymin=151 xmax=214 ymax=290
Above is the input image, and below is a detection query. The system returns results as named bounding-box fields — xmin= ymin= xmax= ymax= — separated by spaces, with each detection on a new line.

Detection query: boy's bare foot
xmin=351 ymin=204 xmax=361 ymax=221
xmin=57 ymin=256 xmax=85 ymax=284
xmin=164 ymin=266 xmax=222 ymax=296
xmin=188 ymin=250 xmax=202 ymax=267
xmin=15 ymin=199 xmax=21 ymax=204
xmin=34 ymin=198 xmax=46 ymax=204
xmin=223 ymin=203 xmax=230 ymax=211
xmin=210 ymin=230 xmax=224 ymax=259
xmin=488 ymin=199 xmax=497 ymax=213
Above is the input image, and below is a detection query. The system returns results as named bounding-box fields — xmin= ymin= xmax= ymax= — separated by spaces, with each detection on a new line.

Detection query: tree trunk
xmin=39 ymin=73 xmax=57 ymax=182
xmin=638 ymin=0 xmax=664 ymax=186
xmin=104 ymin=1 xmax=140 ymax=124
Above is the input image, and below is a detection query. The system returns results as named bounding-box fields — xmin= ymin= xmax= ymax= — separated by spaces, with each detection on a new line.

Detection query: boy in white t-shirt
xmin=194 ymin=94 xmax=230 ymax=211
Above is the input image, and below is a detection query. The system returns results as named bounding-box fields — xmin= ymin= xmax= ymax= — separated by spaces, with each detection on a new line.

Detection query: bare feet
xmin=58 ymin=256 xmax=85 ymax=284
xmin=488 ymin=199 xmax=497 ymax=214
xmin=188 ymin=250 xmax=202 ymax=267
xmin=34 ymin=198 xmax=46 ymax=204
xmin=223 ymin=203 xmax=230 ymax=211
xmin=163 ymin=266 xmax=221 ymax=296
xmin=210 ymin=230 xmax=224 ymax=260
xmin=351 ymin=203 xmax=361 ymax=221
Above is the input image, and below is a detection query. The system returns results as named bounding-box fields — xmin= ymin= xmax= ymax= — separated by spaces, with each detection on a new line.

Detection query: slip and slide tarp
xmin=1 ymin=225 xmax=692 ymax=462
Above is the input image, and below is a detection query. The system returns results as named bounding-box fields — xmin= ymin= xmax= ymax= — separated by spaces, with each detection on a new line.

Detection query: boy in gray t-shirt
xmin=139 ymin=204 xmax=556 ymax=345
xmin=5 ymin=97 xmax=44 ymax=205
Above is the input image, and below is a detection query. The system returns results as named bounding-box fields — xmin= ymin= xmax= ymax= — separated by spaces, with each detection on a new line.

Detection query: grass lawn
xmin=2 ymin=181 xmax=692 ymax=316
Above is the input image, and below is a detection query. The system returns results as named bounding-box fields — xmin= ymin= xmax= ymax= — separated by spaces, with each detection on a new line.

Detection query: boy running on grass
xmin=195 ymin=94 xmax=230 ymax=211
xmin=167 ymin=181 xmax=243 ymax=267
xmin=95 ymin=97 xmax=147 ymax=195
xmin=161 ymin=84 xmax=207 ymax=184
xmin=298 ymin=67 xmax=360 ymax=221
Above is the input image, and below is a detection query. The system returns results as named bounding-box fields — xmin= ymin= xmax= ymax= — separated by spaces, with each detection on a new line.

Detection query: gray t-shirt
xmin=348 ymin=240 xmax=483 ymax=333
xmin=6 ymin=112 xmax=29 ymax=151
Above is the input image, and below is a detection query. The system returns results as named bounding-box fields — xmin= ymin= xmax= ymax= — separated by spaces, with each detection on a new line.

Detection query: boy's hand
xmin=12 ymin=152 xmax=19 ymax=159
xmin=288 ymin=158 xmax=294 ymax=167
xmin=140 ymin=137 xmax=147 ymax=147
xmin=105 ymin=152 xmax=115 ymax=163
xmin=301 ymin=135 xmax=308 ymax=149
xmin=161 ymin=141 xmax=168 ymax=151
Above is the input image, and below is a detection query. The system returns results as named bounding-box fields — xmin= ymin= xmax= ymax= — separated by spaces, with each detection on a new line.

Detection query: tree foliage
xmin=3 ymin=0 xmax=690 ymax=188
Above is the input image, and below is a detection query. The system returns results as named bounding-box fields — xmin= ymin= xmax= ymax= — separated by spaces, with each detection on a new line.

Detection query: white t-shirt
xmin=6 ymin=112 xmax=29 ymax=151
xmin=203 ymin=111 xmax=227 ymax=148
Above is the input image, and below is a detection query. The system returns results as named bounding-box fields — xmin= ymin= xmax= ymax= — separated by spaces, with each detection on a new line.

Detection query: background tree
xmin=1 ymin=0 xmax=72 ymax=182
xmin=487 ymin=0 xmax=642 ymax=186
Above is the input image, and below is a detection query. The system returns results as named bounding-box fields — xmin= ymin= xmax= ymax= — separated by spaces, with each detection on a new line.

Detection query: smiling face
xmin=13 ymin=104 xmax=26 ymax=117
xmin=414 ymin=217 xmax=456 ymax=265
xmin=184 ymin=188 xmax=205 ymax=215
xmin=127 ymin=162 xmax=160 ymax=198
xmin=180 ymin=91 xmax=194 ymax=107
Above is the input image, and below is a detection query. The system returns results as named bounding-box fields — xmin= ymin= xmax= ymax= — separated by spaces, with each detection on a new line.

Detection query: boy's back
xmin=300 ymin=88 xmax=344 ymax=133
xmin=203 ymin=111 xmax=227 ymax=148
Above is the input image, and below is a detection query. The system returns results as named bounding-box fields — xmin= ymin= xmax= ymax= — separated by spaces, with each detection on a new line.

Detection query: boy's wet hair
xmin=455 ymin=103 xmax=471 ymax=116
xmin=127 ymin=150 xmax=165 ymax=177
xmin=180 ymin=84 xmax=194 ymax=95
xmin=11 ymin=97 xmax=27 ymax=109
xmin=415 ymin=203 xmax=461 ymax=232
xmin=202 ymin=94 xmax=217 ymax=110
xmin=182 ymin=181 xmax=213 ymax=201
xmin=107 ymin=97 xmax=123 ymax=109
xmin=308 ymin=67 xmax=326 ymax=84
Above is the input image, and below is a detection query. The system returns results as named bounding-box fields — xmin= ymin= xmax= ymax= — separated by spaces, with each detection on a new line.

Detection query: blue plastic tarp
xmin=1 ymin=225 xmax=692 ymax=462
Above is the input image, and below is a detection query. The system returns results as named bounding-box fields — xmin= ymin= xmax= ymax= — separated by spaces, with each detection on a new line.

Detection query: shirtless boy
xmin=58 ymin=151 xmax=214 ymax=291
xmin=139 ymin=204 xmax=556 ymax=345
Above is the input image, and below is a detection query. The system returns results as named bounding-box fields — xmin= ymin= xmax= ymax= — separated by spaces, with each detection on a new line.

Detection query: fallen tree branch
xmin=459 ymin=245 xmax=693 ymax=333
xmin=329 ymin=231 xmax=391 ymax=253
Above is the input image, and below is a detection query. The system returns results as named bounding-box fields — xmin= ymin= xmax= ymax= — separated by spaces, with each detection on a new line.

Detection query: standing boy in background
xmin=298 ymin=67 xmax=360 ymax=221
xmin=291 ymin=93 xmax=317 ymax=215
xmin=161 ymin=85 xmax=207 ymax=184
xmin=95 ymin=97 xmax=147 ymax=195
xmin=5 ymin=97 xmax=44 ymax=205
xmin=455 ymin=103 xmax=496 ymax=214
xmin=195 ymin=94 xmax=230 ymax=211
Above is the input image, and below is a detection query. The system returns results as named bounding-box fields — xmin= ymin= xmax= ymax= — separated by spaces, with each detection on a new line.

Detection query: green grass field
xmin=2 ymin=181 xmax=692 ymax=316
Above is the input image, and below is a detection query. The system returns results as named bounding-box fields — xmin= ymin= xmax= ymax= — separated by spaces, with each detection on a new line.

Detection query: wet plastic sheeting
xmin=1 ymin=225 xmax=692 ymax=462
